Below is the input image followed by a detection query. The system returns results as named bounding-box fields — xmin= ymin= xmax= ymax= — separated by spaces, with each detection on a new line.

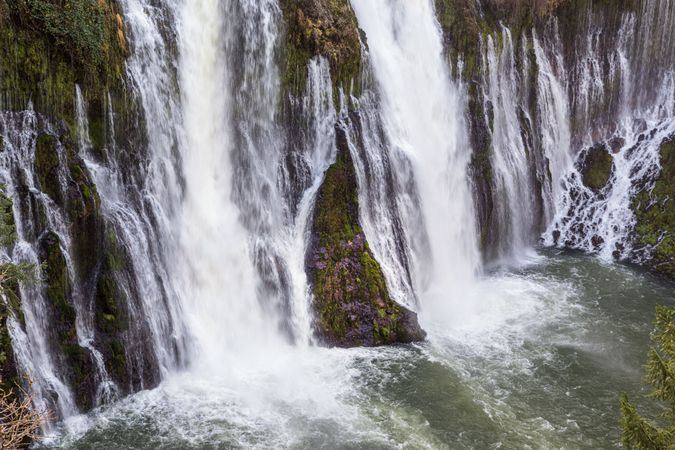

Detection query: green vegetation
xmin=310 ymin=129 xmax=423 ymax=346
xmin=1 ymin=0 xmax=127 ymax=80
xmin=632 ymin=138 xmax=674 ymax=280
xmin=582 ymin=145 xmax=614 ymax=191
xmin=0 ymin=188 xmax=38 ymax=396
xmin=0 ymin=0 xmax=129 ymax=143
xmin=280 ymin=0 xmax=361 ymax=102
xmin=620 ymin=305 xmax=675 ymax=449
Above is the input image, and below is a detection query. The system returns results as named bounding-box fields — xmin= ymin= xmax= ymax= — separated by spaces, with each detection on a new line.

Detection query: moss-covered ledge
xmin=0 ymin=0 xmax=129 ymax=130
xmin=279 ymin=0 xmax=362 ymax=101
xmin=306 ymin=126 xmax=425 ymax=347
xmin=631 ymin=137 xmax=674 ymax=280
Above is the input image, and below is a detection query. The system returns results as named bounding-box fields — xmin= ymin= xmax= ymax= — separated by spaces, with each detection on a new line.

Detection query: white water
xmin=544 ymin=0 xmax=675 ymax=259
xmin=0 ymin=0 xmax=672 ymax=447
xmin=482 ymin=29 xmax=538 ymax=259
xmin=0 ymin=111 xmax=80 ymax=421
xmin=350 ymin=0 xmax=480 ymax=323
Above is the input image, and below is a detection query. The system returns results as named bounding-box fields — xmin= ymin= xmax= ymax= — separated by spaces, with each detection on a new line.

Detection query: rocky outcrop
xmin=580 ymin=144 xmax=614 ymax=191
xmin=307 ymin=127 xmax=425 ymax=347
xmin=280 ymin=0 xmax=361 ymax=98
xmin=0 ymin=0 xmax=154 ymax=412
xmin=632 ymin=137 xmax=675 ymax=280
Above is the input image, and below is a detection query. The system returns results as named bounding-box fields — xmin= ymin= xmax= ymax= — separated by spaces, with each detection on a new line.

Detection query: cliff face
xmin=0 ymin=0 xmax=671 ymax=424
xmin=434 ymin=0 xmax=673 ymax=278
xmin=0 ymin=0 xmax=157 ymax=410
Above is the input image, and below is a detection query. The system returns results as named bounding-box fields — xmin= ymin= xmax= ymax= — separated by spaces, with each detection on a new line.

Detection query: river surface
xmin=39 ymin=251 xmax=673 ymax=449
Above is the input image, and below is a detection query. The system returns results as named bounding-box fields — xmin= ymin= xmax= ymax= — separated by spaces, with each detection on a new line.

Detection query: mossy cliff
xmin=279 ymin=0 xmax=362 ymax=100
xmin=631 ymin=137 xmax=675 ymax=280
xmin=433 ymin=0 xmax=641 ymax=260
xmin=306 ymin=127 xmax=425 ymax=347
xmin=29 ymin=128 xmax=133 ymax=410
xmin=0 ymin=190 xmax=21 ymax=396
xmin=0 ymin=0 xmax=141 ymax=411
xmin=0 ymin=0 xmax=129 ymax=124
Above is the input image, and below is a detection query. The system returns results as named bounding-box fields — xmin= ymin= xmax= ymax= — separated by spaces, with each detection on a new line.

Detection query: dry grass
xmin=0 ymin=379 xmax=52 ymax=449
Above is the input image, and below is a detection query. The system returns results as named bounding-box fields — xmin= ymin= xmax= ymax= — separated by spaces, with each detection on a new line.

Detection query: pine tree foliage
xmin=621 ymin=305 xmax=675 ymax=449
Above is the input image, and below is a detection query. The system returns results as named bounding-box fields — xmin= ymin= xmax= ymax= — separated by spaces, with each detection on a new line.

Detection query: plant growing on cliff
xmin=0 ymin=188 xmax=47 ymax=447
xmin=0 ymin=378 xmax=51 ymax=449
xmin=620 ymin=304 xmax=675 ymax=449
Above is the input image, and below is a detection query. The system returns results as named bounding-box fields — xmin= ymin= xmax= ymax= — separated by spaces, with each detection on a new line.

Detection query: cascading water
xmin=0 ymin=110 xmax=80 ymax=421
xmin=0 ymin=0 xmax=672 ymax=448
xmin=544 ymin=0 xmax=675 ymax=260
xmin=350 ymin=0 xmax=480 ymax=321
xmin=482 ymin=29 xmax=539 ymax=259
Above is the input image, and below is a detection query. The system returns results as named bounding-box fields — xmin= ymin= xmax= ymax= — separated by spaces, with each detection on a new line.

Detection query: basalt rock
xmin=307 ymin=126 xmax=425 ymax=348
xmin=280 ymin=0 xmax=361 ymax=98
xmin=580 ymin=143 xmax=614 ymax=191
xmin=631 ymin=136 xmax=675 ymax=280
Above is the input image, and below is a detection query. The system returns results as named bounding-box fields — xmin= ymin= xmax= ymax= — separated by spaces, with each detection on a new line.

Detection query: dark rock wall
xmin=0 ymin=0 xmax=158 ymax=410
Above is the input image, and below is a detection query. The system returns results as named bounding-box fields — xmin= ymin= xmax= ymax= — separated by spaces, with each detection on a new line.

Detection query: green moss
xmin=0 ymin=189 xmax=17 ymax=247
xmin=34 ymin=133 xmax=62 ymax=203
xmin=581 ymin=145 xmax=613 ymax=191
xmin=42 ymin=232 xmax=76 ymax=325
xmin=280 ymin=0 xmax=361 ymax=103
xmin=631 ymin=138 xmax=675 ymax=280
xmin=0 ymin=0 xmax=129 ymax=145
xmin=310 ymin=129 xmax=423 ymax=346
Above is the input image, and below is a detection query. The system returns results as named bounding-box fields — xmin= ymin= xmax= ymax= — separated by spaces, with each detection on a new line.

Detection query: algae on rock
xmin=631 ymin=137 xmax=675 ymax=280
xmin=307 ymin=126 xmax=425 ymax=347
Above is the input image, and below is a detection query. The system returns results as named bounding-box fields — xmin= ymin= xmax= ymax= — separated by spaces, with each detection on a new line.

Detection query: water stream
xmin=0 ymin=0 xmax=672 ymax=448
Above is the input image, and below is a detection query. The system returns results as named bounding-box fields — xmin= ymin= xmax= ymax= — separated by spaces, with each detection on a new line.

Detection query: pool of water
xmin=39 ymin=251 xmax=674 ymax=449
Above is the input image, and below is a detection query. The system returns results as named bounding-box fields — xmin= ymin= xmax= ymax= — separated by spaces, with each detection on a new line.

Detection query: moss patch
xmin=34 ymin=132 xmax=63 ymax=204
xmin=307 ymin=127 xmax=425 ymax=347
xmin=631 ymin=137 xmax=675 ymax=280
xmin=580 ymin=144 xmax=613 ymax=191
xmin=280 ymin=0 xmax=361 ymax=100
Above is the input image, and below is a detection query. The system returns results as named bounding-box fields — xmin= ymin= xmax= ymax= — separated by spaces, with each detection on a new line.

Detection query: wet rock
xmin=630 ymin=136 xmax=675 ymax=280
xmin=579 ymin=144 xmax=614 ymax=191
xmin=608 ymin=136 xmax=625 ymax=153
xmin=306 ymin=126 xmax=425 ymax=348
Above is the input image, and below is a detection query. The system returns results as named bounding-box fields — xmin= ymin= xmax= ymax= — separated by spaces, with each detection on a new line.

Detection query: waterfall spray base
xmin=37 ymin=253 xmax=672 ymax=449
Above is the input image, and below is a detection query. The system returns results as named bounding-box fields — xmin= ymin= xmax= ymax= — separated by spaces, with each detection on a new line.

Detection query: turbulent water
xmin=0 ymin=0 xmax=673 ymax=448
xmin=40 ymin=253 xmax=675 ymax=448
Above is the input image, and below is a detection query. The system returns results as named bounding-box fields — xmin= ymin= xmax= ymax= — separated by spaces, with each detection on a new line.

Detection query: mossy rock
xmin=307 ymin=126 xmax=425 ymax=347
xmin=631 ymin=137 xmax=675 ymax=280
xmin=280 ymin=0 xmax=361 ymax=100
xmin=34 ymin=132 xmax=63 ymax=205
xmin=580 ymin=144 xmax=613 ymax=191
xmin=38 ymin=230 xmax=96 ymax=410
xmin=0 ymin=300 xmax=20 ymax=397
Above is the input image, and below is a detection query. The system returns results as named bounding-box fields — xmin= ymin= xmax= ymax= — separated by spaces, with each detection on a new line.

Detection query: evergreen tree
xmin=620 ymin=304 xmax=675 ymax=449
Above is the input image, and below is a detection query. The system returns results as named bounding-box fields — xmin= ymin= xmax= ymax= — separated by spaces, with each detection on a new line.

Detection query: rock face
xmin=307 ymin=127 xmax=425 ymax=347
xmin=280 ymin=0 xmax=361 ymax=97
xmin=631 ymin=137 xmax=675 ymax=279
xmin=580 ymin=144 xmax=614 ymax=191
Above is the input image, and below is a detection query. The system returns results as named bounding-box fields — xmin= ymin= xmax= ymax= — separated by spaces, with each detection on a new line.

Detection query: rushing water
xmin=39 ymin=253 xmax=673 ymax=449
xmin=0 ymin=0 xmax=673 ymax=447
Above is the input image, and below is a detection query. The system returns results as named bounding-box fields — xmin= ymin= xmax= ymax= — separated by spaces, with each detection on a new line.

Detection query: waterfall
xmin=350 ymin=0 xmax=480 ymax=320
xmin=482 ymin=29 xmax=538 ymax=259
xmin=544 ymin=0 xmax=675 ymax=260
xmin=0 ymin=0 xmax=672 ymax=440
xmin=0 ymin=110 xmax=80 ymax=420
